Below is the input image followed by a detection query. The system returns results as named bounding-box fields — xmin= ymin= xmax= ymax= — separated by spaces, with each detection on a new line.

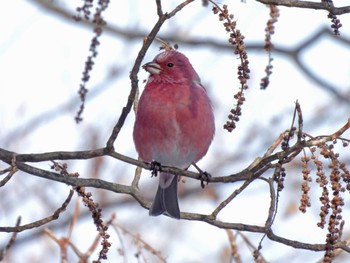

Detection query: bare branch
xmin=225 ymin=229 xmax=242 ymax=263
xmin=210 ymin=179 xmax=253 ymax=218
xmin=255 ymin=0 xmax=350 ymax=15
xmin=0 ymin=190 xmax=74 ymax=233
xmin=113 ymin=221 xmax=167 ymax=262
xmin=0 ymin=217 xmax=21 ymax=260
xmin=0 ymin=168 xmax=17 ymax=187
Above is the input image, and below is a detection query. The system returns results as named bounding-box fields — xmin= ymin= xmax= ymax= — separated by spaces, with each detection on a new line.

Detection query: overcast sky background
xmin=1 ymin=0 xmax=350 ymax=262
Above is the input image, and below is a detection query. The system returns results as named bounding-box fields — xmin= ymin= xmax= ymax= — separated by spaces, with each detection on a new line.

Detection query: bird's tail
xmin=149 ymin=173 xmax=180 ymax=219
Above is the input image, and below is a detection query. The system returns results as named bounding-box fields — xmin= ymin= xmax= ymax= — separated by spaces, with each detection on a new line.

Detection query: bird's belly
xmin=150 ymin=135 xmax=198 ymax=169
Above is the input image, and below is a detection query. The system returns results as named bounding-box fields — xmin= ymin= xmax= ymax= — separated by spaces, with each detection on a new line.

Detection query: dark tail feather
xmin=149 ymin=175 xmax=180 ymax=219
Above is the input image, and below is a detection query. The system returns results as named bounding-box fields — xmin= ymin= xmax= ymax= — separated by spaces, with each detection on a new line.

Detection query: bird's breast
xmin=133 ymin=82 xmax=214 ymax=168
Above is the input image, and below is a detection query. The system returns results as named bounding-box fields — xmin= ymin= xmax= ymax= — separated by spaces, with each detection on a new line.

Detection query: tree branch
xmin=0 ymin=190 xmax=74 ymax=233
xmin=255 ymin=0 xmax=350 ymax=15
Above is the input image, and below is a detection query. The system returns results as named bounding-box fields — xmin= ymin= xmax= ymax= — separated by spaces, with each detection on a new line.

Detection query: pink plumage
xmin=133 ymin=50 xmax=215 ymax=219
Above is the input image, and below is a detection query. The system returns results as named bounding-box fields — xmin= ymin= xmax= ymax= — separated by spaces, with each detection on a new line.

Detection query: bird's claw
xmin=200 ymin=171 xmax=211 ymax=189
xmin=150 ymin=161 xmax=162 ymax=177
xmin=192 ymin=162 xmax=211 ymax=188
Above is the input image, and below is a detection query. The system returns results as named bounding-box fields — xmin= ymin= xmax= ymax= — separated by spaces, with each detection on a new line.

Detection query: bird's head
xmin=143 ymin=50 xmax=200 ymax=84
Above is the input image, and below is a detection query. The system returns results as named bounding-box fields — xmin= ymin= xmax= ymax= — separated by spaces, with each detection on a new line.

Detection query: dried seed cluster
xmin=299 ymin=156 xmax=311 ymax=213
xmin=75 ymin=186 xmax=112 ymax=262
xmin=297 ymin=138 xmax=350 ymax=262
xmin=281 ymin=127 xmax=296 ymax=151
xmin=212 ymin=4 xmax=250 ymax=132
xmin=272 ymin=127 xmax=296 ymax=193
xmin=51 ymin=161 xmax=79 ymax=177
xmin=312 ymin=150 xmax=330 ymax=229
xmin=74 ymin=0 xmax=110 ymax=123
xmin=74 ymin=0 xmax=93 ymax=21
xmin=264 ymin=5 xmax=279 ymax=52
xmin=260 ymin=5 xmax=279 ymax=90
xmin=50 ymin=161 xmax=111 ymax=261
xmin=322 ymin=0 xmax=342 ymax=35
xmin=328 ymin=13 xmax=342 ymax=36
xmin=273 ymin=162 xmax=286 ymax=192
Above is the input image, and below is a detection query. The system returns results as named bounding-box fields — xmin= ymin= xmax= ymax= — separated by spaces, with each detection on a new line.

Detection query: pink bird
xmin=133 ymin=50 xmax=215 ymax=219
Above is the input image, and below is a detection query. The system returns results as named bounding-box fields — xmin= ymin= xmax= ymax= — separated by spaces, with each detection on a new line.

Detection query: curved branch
xmin=0 ymin=190 xmax=74 ymax=233
xmin=15 ymin=162 xmax=133 ymax=194
xmin=182 ymin=212 xmax=334 ymax=252
xmin=255 ymin=0 xmax=350 ymax=15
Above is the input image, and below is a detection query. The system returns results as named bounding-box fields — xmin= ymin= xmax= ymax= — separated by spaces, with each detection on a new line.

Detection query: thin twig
xmin=0 ymin=190 xmax=74 ymax=233
xmin=0 ymin=167 xmax=17 ymax=187
xmin=236 ymin=231 xmax=267 ymax=263
xmin=113 ymin=221 xmax=166 ymax=263
xmin=225 ymin=229 xmax=242 ymax=263
xmin=0 ymin=217 xmax=21 ymax=260
xmin=210 ymin=179 xmax=254 ymax=218
xmin=256 ymin=0 xmax=350 ymax=15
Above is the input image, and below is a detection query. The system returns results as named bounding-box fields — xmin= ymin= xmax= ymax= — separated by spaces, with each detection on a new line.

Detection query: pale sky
xmin=1 ymin=1 xmax=350 ymax=262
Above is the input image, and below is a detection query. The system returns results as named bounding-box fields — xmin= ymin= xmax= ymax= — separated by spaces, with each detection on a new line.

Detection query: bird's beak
xmin=142 ymin=62 xmax=162 ymax=75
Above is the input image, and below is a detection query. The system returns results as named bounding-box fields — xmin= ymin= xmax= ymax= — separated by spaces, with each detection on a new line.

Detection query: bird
xmin=133 ymin=49 xmax=215 ymax=219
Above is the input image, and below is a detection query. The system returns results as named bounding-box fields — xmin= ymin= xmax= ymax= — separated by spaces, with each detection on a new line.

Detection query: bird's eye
xmin=167 ymin=63 xmax=174 ymax=68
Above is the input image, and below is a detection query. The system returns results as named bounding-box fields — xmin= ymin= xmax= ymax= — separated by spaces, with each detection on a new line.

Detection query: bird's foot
xmin=150 ymin=161 xmax=162 ymax=177
xmin=199 ymin=171 xmax=211 ymax=188
xmin=192 ymin=163 xmax=211 ymax=188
